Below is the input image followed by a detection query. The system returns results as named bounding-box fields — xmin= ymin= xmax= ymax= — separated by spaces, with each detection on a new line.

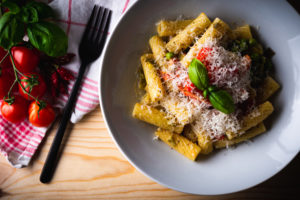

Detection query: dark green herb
xmin=209 ymin=89 xmax=235 ymax=114
xmin=250 ymin=52 xmax=273 ymax=88
xmin=188 ymin=58 xmax=235 ymax=114
xmin=228 ymin=38 xmax=257 ymax=55
xmin=27 ymin=22 xmax=68 ymax=57
xmin=248 ymin=38 xmax=257 ymax=46
xmin=0 ymin=0 xmax=67 ymax=56
xmin=188 ymin=58 xmax=209 ymax=91
xmin=19 ymin=6 xmax=39 ymax=23
xmin=228 ymin=38 xmax=274 ymax=88
xmin=0 ymin=13 xmax=25 ymax=49
xmin=25 ymin=1 xmax=54 ymax=19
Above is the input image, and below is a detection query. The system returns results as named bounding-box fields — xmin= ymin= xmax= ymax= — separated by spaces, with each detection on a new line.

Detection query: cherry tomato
xmin=0 ymin=47 xmax=12 ymax=68
xmin=1 ymin=96 xmax=28 ymax=123
xmin=29 ymin=101 xmax=55 ymax=127
xmin=11 ymin=46 xmax=40 ymax=73
xmin=196 ymin=47 xmax=212 ymax=67
xmin=19 ymin=72 xmax=47 ymax=100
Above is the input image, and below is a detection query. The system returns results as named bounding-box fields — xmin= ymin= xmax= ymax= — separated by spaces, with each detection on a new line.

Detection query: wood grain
xmin=0 ymin=107 xmax=299 ymax=200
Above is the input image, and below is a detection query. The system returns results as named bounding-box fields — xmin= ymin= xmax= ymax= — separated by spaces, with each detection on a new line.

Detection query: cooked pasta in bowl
xmin=100 ymin=0 xmax=300 ymax=195
xmin=133 ymin=14 xmax=278 ymax=160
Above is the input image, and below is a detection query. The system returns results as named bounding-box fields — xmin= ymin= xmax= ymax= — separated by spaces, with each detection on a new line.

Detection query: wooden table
xmin=1 ymin=0 xmax=300 ymax=198
xmin=0 ymin=107 xmax=299 ymax=200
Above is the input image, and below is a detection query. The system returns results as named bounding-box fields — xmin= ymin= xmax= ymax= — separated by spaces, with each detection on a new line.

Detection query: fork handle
xmin=40 ymin=62 xmax=87 ymax=183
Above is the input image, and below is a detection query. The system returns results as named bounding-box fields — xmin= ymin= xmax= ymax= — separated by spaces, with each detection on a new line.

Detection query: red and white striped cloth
xmin=0 ymin=0 xmax=136 ymax=168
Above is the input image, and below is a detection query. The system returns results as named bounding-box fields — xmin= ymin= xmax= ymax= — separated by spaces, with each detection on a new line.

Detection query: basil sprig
xmin=208 ymin=89 xmax=235 ymax=114
xmin=188 ymin=58 xmax=235 ymax=114
xmin=0 ymin=0 xmax=67 ymax=57
xmin=188 ymin=58 xmax=209 ymax=91
xmin=0 ymin=12 xmax=25 ymax=49
xmin=27 ymin=22 xmax=68 ymax=57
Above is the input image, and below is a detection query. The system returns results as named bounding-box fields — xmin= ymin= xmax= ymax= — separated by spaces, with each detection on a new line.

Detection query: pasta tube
xmin=155 ymin=129 xmax=201 ymax=160
xmin=160 ymin=96 xmax=191 ymax=125
xmin=233 ymin=24 xmax=253 ymax=39
xmin=181 ymin=17 xmax=232 ymax=68
xmin=149 ymin=35 xmax=167 ymax=67
xmin=156 ymin=19 xmax=193 ymax=37
xmin=140 ymin=92 xmax=152 ymax=105
xmin=141 ymin=54 xmax=165 ymax=102
xmin=132 ymin=103 xmax=184 ymax=134
xmin=214 ymin=123 xmax=266 ymax=149
xmin=226 ymin=101 xmax=274 ymax=139
xmin=182 ymin=126 xmax=198 ymax=143
xmin=166 ymin=13 xmax=211 ymax=54
xmin=257 ymin=76 xmax=280 ymax=103
xmin=197 ymin=131 xmax=213 ymax=154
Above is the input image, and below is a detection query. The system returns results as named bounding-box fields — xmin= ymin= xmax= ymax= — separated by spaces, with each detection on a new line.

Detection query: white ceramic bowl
xmin=100 ymin=0 xmax=300 ymax=195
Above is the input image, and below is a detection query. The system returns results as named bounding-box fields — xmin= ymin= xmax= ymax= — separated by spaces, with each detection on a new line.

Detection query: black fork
xmin=40 ymin=5 xmax=112 ymax=183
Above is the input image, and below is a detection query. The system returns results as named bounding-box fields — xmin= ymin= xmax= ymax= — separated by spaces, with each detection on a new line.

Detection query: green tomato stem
xmin=10 ymin=58 xmax=30 ymax=78
xmin=8 ymin=49 xmax=40 ymax=103
xmin=5 ymin=79 xmax=17 ymax=99
xmin=0 ymin=51 xmax=9 ymax=65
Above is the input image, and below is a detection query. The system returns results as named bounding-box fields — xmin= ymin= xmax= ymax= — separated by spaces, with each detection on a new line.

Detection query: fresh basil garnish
xmin=19 ymin=6 xmax=39 ymax=23
xmin=209 ymin=89 xmax=235 ymax=114
xmin=188 ymin=58 xmax=209 ymax=91
xmin=0 ymin=12 xmax=25 ymax=49
xmin=188 ymin=58 xmax=235 ymax=114
xmin=27 ymin=21 xmax=68 ymax=57
xmin=0 ymin=1 xmax=67 ymax=57
xmin=25 ymin=1 xmax=54 ymax=19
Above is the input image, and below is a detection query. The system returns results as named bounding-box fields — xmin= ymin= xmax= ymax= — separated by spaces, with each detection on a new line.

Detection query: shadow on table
xmin=28 ymin=115 xmax=75 ymax=183
xmin=0 ymin=189 xmax=9 ymax=198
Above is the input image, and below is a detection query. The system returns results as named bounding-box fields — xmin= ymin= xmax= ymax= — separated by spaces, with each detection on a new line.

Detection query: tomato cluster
xmin=0 ymin=46 xmax=55 ymax=127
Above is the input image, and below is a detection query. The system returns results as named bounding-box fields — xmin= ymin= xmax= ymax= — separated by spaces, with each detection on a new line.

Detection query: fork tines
xmin=81 ymin=5 xmax=112 ymax=45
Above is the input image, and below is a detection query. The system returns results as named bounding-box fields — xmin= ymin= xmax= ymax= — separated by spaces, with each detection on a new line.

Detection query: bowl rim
xmin=99 ymin=0 xmax=300 ymax=195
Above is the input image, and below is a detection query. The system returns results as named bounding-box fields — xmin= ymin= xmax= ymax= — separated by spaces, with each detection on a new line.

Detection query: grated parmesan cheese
xmin=191 ymin=109 xmax=241 ymax=140
xmin=155 ymin=39 xmax=252 ymax=139
xmin=198 ymin=40 xmax=251 ymax=103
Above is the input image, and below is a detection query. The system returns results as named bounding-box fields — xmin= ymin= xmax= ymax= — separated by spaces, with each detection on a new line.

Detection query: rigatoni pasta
xmin=133 ymin=12 xmax=279 ymax=161
xmin=233 ymin=24 xmax=253 ymax=39
xmin=149 ymin=35 xmax=167 ymax=67
xmin=214 ymin=123 xmax=266 ymax=149
xmin=155 ymin=129 xmax=201 ymax=160
xmin=140 ymin=54 xmax=165 ymax=102
xmin=132 ymin=103 xmax=184 ymax=133
xmin=257 ymin=76 xmax=280 ymax=103
xmin=181 ymin=17 xmax=232 ymax=68
xmin=166 ymin=13 xmax=211 ymax=54
xmin=157 ymin=19 xmax=193 ymax=37
xmin=225 ymin=101 xmax=274 ymax=139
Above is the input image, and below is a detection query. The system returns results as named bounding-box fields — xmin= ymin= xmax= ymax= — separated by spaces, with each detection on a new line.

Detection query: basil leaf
xmin=25 ymin=1 xmax=54 ymax=19
xmin=188 ymin=58 xmax=209 ymax=91
xmin=203 ymin=89 xmax=208 ymax=98
xmin=1 ymin=1 xmax=20 ymax=14
xmin=208 ymin=85 xmax=217 ymax=93
xmin=0 ymin=13 xmax=25 ymax=49
xmin=27 ymin=21 xmax=68 ymax=57
xmin=19 ymin=6 xmax=39 ymax=23
xmin=209 ymin=89 xmax=235 ymax=114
